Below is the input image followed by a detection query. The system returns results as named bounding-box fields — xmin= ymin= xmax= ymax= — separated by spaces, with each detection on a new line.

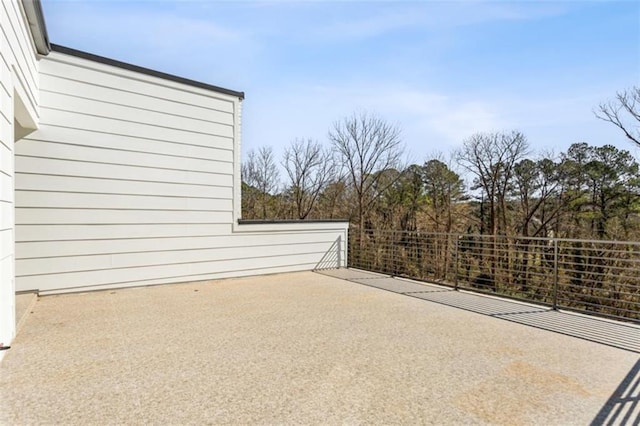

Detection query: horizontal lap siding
xmin=17 ymin=224 xmax=232 ymax=241
xmin=17 ymin=242 xmax=337 ymax=276
xmin=18 ymin=140 xmax=233 ymax=175
xmin=39 ymin=73 xmax=234 ymax=124
xmin=1 ymin=0 xmax=39 ymax=347
xmin=18 ymin=225 xmax=346 ymax=292
xmin=15 ymin=50 xmax=347 ymax=294
xmin=0 ymin=168 xmax=12 ymax=226
xmin=16 ymin=156 xmax=233 ymax=186
xmin=16 ymin=174 xmax=233 ymax=199
xmin=30 ymin=253 xmax=331 ymax=295
xmin=16 ymin=232 xmax=341 ymax=258
xmin=16 ymin=209 xmax=233 ymax=224
xmin=16 ymin=191 xmax=232 ymax=211
xmin=15 ymin=52 xmax=239 ymax=292
xmin=39 ymin=59 xmax=233 ymax=113
xmin=1 ymin=1 xmax=38 ymax=113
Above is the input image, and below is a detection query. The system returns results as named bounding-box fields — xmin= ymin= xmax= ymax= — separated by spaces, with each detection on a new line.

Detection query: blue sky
xmin=42 ymin=0 xmax=640 ymax=164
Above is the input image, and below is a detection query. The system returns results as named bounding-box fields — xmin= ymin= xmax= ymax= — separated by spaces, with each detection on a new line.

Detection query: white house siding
xmin=0 ymin=0 xmax=40 ymax=347
xmin=15 ymin=50 xmax=347 ymax=294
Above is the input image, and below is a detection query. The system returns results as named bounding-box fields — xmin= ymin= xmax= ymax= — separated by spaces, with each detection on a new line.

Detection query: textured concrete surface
xmin=320 ymin=268 xmax=640 ymax=353
xmin=15 ymin=292 xmax=37 ymax=334
xmin=1 ymin=271 xmax=638 ymax=425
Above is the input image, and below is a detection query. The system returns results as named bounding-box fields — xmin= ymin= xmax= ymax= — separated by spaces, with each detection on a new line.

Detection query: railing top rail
xmin=349 ymin=227 xmax=640 ymax=247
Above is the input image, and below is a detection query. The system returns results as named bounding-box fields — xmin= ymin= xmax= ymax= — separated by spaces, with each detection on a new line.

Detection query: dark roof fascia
xmin=238 ymin=219 xmax=350 ymax=225
xmin=22 ymin=0 xmax=51 ymax=54
xmin=50 ymin=44 xmax=245 ymax=100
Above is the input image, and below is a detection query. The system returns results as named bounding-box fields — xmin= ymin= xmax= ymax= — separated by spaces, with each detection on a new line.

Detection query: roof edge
xmin=21 ymin=0 xmax=50 ymax=55
xmin=238 ymin=219 xmax=350 ymax=225
xmin=50 ymin=44 xmax=245 ymax=100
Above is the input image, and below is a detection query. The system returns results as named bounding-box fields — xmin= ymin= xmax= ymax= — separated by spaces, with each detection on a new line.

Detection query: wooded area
xmin=241 ymin=90 xmax=640 ymax=321
xmin=242 ymin=103 xmax=640 ymax=244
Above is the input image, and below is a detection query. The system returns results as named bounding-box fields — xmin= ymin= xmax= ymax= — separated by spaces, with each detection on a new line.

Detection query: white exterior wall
xmin=0 ymin=0 xmax=40 ymax=347
xmin=15 ymin=51 xmax=347 ymax=294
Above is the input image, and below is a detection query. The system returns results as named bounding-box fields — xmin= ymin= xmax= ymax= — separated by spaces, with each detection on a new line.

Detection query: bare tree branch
xmin=595 ymin=86 xmax=640 ymax=147
xmin=456 ymin=131 xmax=529 ymax=236
xmin=241 ymin=146 xmax=280 ymax=219
xmin=329 ymin=111 xmax=404 ymax=229
xmin=282 ymin=138 xmax=335 ymax=219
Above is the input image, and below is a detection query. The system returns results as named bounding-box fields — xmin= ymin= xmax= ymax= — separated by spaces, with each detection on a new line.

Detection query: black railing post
xmin=348 ymin=228 xmax=638 ymax=323
xmin=454 ymin=234 xmax=459 ymax=291
xmin=553 ymin=238 xmax=559 ymax=310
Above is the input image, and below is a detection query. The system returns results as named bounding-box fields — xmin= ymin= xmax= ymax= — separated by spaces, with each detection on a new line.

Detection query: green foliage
xmin=559 ymin=143 xmax=640 ymax=239
xmin=239 ymin=113 xmax=640 ymax=241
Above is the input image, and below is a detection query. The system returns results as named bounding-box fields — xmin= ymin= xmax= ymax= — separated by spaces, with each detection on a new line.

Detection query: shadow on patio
xmin=317 ymin=268 xmax=640 ymax=354
xmin=590 ymin=358 xmax=640 ymax=425
xmin=1 ymin=270 xmax=638 ymax=424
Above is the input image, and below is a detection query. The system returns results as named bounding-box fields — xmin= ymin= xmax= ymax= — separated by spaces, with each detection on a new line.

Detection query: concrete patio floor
xmin=1 ymin=270 xmax=638 ymax=425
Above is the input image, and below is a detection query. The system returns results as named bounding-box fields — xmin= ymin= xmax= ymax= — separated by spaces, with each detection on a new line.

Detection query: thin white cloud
xmin=141 ymin=16 xmax=244 ymax=47
xmin=299 ymin=1 xmax=571 ymax=43
xmin=242 ymin=82 xmax=506 ymax=165
xmin=43 ymin=0 xmax=635 ymax=164
xmin=43 ymin=2 xmax=260 ymax=87
xmin=47 ymin=6 xmax=245 ymax=47
xmin=242 ymin=79 xmax=635 ymax=167
xmin=309 ymin=8 xmax=425 ymax=42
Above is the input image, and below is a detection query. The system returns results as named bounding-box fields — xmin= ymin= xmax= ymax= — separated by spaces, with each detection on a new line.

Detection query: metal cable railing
xmin=348 ymin=228 xmax=640 ymax=323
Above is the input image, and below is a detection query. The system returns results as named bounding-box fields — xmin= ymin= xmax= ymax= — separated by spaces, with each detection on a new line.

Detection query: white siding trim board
xmin=39 ymin=109 xmax=233 ymax=149
xmin=16 ymin=224 xmax=232 ymax=242
xmin=17 ymin=232 xmax=343 ymax=259
xmin=17 ymin=241 xmax=338 ymax=276
xmin=36 ymin=264 xmax=322 ymax=296
xmin=0 ymin=173 xmax=12 ymax=225
xmin=33 ymin=117 xmax=233 ymax=152
xmin=16 ymin=209 xmax=232 ymax=225
xmin=19 ymin=251 xmax=331 ymax=292
xmin=12 ymin=63 xmax=39 ymax=127
xmin=0 ymin=60 xmax=10 ymax=99
xmin=0 ymin=140 xmax=11 ymax=171
xmin=1 ymin=0 xmax=43 ymax=358
xmin=16 ymin=173 xmax=232 ymax=199
xmin=1 ymin=1 xmax=38 ymax=110
xmin=16 ymin=157 xmax=234 ymax=187
xmin=40 ymin=91 xmax=234 ymax=137
xmin=20 ymin=135 xmax=234 ymax=165
xmin=16 ymin=191 xmax=232 ymax=211
xmin=0 ymin=96 xmax=11 ymax=129
xmin=0 ymin=228 xmax=11 ymax=258
xmin=0 ymin=46 xmax=12 ymax=97
xmin=43 ymin=50 xmax=241 ymax=108
xmin=4 ymin=1 xmax=38 ymax=77
xmin=17 ymin=141 xmax=233 ymax=175
xmin=39 ymin=73 xmax=234 ymax=124
xmin=0 ymin=126 xmax=10 ymax=153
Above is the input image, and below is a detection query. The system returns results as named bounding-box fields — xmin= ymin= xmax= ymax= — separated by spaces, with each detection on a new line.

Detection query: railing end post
xmin=553 ymin=238 xmax=559 ymax=310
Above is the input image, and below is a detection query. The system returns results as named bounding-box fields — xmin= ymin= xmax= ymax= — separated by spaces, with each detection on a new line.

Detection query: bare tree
xmin=241 ymin=146 xmax=280 ymax=219
xmin=456 ymin=131 xmax=529 ymax=236
xmin=328 ymin=111 xmax=404 ymax=230
xmin=282 ymin=138 xmax=335 ymax=219
xmin=456 ymin=131 xmax=528 ymax=287
xmin=595 ymin=86 xmax=640 ymax=148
